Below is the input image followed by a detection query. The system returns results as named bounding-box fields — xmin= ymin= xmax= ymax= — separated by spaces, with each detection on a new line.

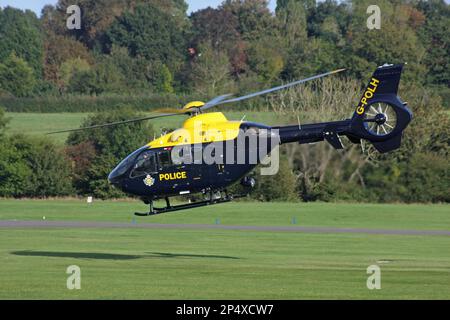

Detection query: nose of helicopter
xmin=108 ymin=146 xmax=147 ymax=189
xmin=108 ymin=170 xmax=124 ymax=188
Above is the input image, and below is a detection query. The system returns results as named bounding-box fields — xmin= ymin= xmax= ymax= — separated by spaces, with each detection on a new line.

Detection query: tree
xmin=65 ymin=141 xmax=97 ymax=193
xmin=246 ymin=38 xmax=285 ymax=83
xmin=0 ymin=138 xmax=33 ymax=197
xmin=59 ymin=58 xmax=91 ymax=91
xmin=0 ymin=7 xmax=43 ymax=77
xmin=154 ymin=64 xmax=175 ymax=94
xmin=344 ymin=0 xmax=426 ymax=81
xmin=15 ymin=136 xmax=74 ymax=197
xmin=277 ymin=0 xmax=316 ymax=12
xmin=62 ymin=52 xmax=172 ymax=95
xmin=105 ymin=3 xmax=186 ymax=71
xmin=278 ymin=0 xmax=348 ymax=80
xmin=93 ymin=59 xmax=126 ymax=94
xmin=0 ymin=53 xmax=36 ymax=97
xmin=276 ymin=0 xmax=308 ymax=46
xmin=59 ymin=55 xmax=127 ymax=95
xmin=84 ymin=153 xmax=126 ymax=199
xmin=190 ymin=7 xmax=249 ymax=77
xmin=189 ymin=43 xmax=236 ymax=97
xmin=416 ymin=0 xmax=449 ymax=105
xmin=67 ymin=69 xmax=100 ymax=95
xmin=363 ymin=152 xmax=450 ymax=203
xmin=42 ymin=33 xmax=93 ymax=86
xmin=42 ymin=0 xmax=189 ymax=48
xmin=252 ymin=155 xmax=298 ymax=202
xmin=318 ymin=16 xmax=342 ymax=43
xmin=190 ymin=7 xmax=240 ymax=49
xmin=103 ymin=45 xmax=153 ymax=91
xmin=284 ymin=37 xmax=339 ymax=78
xmin=66 ymin=107 xmax=155 ymax=198
xmin=221 ymin=0 xmax=278 ymax=41
xmin=306 ymin=0 xmax=350 ymax=39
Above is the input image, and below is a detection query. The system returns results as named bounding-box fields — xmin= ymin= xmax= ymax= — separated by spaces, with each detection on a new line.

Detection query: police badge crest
xmin=143 ymin=175 xmax=155 ymax=187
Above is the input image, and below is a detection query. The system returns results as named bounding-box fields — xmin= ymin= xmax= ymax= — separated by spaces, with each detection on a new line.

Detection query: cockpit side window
xmin=158 ymin=150 xmax=173 ymax=169
xmin=130 ymin=151 xmax=157 ymax=178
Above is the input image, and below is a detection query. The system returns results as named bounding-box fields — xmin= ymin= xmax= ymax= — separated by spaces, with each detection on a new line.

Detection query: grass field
xmin=0 ymin=199 xmax=449 ymax=299
xmin=5 ymin=112 xmax=288 ymax=145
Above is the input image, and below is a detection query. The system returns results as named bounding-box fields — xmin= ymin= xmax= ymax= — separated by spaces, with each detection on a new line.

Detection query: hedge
xmin=0 ymin=93 xmax=196 ymax=113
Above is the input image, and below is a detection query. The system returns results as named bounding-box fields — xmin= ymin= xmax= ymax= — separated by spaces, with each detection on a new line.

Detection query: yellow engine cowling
xmin=148 ymin=112 xmax=242 ymax=148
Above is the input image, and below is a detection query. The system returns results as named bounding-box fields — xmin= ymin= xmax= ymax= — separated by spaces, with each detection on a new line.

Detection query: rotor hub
xmin=374 ymin=113 xmax=387 ymax=125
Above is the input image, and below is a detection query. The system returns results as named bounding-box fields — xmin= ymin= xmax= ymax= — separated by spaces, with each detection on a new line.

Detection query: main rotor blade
xmin=200 ymin=68 xmax=346 ymax=111
xmin=47 ymin=112 xmax=184 ymax=135
xmin=201 ymin=94 xmax=234 ymax=109
xmin=155 ymin=95 xmax=234 ymax=114
xmin=153 ymin=108 xmax=189 ymax=114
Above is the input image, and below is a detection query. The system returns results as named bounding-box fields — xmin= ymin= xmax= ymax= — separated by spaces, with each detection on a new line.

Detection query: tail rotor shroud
xmin=347 ymin=63 xmax=413 ymax=153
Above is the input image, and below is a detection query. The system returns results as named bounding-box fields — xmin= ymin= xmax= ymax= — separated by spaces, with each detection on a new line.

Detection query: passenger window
xmin=158 ymin=151 xmax=173 ymax=169
xmin=130 ymin=151 xmax=157 ymax=178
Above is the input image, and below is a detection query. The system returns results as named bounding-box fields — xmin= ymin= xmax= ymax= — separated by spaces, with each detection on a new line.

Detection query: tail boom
xmin=275 ymin=63 xmax=413 ymax=153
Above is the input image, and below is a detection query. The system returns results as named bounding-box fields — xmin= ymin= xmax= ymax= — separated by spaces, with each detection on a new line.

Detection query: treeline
xmin=0 ymin=0 xmax=449 ymax=109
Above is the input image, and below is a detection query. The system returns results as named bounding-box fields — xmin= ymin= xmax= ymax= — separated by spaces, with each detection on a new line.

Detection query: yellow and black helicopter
xmin=51 ymin=63 xmax=412 ymax=216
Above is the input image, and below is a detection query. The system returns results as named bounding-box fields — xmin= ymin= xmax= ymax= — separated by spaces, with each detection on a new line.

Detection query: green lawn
xmin=0 ymin=200 xmax=449 ymax=230
xmin=0 ymin=200 xmax=449 ymax=299
xmin=5 ymin=111 xmax=288 ymax=145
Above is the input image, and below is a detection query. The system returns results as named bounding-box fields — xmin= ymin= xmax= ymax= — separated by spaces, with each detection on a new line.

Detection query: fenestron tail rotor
xmin=363 ymin=102 xmax=398 ymax=137
xmin=47 ymin=68 xmax=346 ymax=135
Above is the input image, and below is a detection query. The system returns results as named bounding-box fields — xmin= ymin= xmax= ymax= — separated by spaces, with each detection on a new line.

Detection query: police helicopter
xmin=50 ymin=63 xmax=412 ymax=216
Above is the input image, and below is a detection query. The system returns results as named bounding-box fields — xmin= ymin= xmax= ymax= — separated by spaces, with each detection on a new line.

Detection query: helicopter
xmin=51 ymin=63 xmax=412 ymax=216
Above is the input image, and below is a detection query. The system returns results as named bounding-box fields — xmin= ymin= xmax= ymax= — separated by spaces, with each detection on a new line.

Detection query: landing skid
xmin=135 ymin=191 xmax=247 ymax=216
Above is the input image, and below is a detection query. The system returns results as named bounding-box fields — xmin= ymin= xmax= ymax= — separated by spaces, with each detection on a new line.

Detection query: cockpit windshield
xmin=109 ymin=146 xmax=148 ymax=181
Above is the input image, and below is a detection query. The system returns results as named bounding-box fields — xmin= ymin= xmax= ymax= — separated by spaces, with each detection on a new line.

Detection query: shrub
xmin=0 ymin=106 xmax=8 ymax=134
xmin=364 ymin=153 xmax=450 ymax=203
xmin=0 ymin=135 xmax=73 ymax=197
xmin=253 ymin=155 xmax=298 ymax=202
xmin=230 ymin=155 xmax=298 ymax=202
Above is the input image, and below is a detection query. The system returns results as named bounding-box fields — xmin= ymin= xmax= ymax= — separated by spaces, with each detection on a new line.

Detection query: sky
xmin=0 ymin=0 xmax=277 ymax=15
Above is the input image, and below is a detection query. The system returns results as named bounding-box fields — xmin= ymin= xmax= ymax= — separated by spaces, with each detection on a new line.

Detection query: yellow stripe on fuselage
xmin=147 ymin=112 xmax=242 ymax=149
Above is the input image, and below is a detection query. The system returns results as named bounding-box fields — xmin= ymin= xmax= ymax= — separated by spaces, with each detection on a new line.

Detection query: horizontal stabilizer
xmin=324 ymin=131 xmax=344 ymax=150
